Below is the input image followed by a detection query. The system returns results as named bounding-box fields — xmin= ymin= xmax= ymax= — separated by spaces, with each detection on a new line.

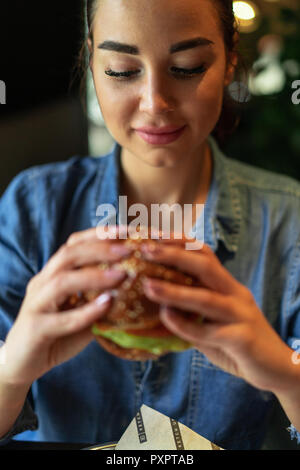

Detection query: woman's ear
xmin=224 ymin=51 xmax=238 ymax=86
xmin=224 ymin=31 xmax=240 ymax=86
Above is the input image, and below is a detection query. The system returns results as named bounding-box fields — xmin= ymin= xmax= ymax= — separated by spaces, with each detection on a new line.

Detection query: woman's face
xmin=89 ymin=0 xmax=235 ymax=167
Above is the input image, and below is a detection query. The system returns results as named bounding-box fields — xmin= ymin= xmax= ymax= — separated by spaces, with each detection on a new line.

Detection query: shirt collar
xmin=92 ymin=136 xmax=241 ymax=254
xmin=206 ymin=136 xmax=241 ymax=253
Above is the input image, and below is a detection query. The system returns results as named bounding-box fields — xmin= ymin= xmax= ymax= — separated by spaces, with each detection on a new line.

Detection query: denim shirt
xmin=1 ymin=137 xmax=300 ymax=450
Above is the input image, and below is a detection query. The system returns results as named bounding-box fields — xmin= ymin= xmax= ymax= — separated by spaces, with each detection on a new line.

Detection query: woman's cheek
xmin=99 ymin=97 xmax=134 ymax=142
xmin=192 ymin=96 xmax=223 ymax=138
xmin=194 ymin=75 xmax=225 ymax=130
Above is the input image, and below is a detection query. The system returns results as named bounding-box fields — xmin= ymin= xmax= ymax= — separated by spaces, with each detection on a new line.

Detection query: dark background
xmin=0 ymin=0 xmax=88 ymax=196
xmin=0 ymin=0 xmax=299 ymax=450
xmin=224 ymin=1 xmax=300 ymax=179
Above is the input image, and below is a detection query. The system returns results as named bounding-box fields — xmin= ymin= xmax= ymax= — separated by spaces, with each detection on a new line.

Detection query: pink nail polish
xmin=110 ymin=245 xmax=133 ymax=256
xmin=95 ymin=292 xmax=111 ymax=306
xmin=143 ymin=279 xmax=160 ymax=294
xmin=105 ymin=269 xmax=126 ymax=280
xmin=141 ymin=243 xmax=161 ymax=258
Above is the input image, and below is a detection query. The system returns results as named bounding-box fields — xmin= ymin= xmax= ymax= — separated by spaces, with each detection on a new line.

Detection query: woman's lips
xmin=135 ymin=126 xmax=186 ymax=145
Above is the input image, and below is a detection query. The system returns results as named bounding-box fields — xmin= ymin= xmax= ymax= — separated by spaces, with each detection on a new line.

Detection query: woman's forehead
xmin=92 ymin=0 xmax=221 ymax=42
xmin=93 ymin=0 xmax=219 ymax=28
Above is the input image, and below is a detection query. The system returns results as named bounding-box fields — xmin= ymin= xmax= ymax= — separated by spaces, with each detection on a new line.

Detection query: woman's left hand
xmin=140 ymin=240 xmax=297 ymax=395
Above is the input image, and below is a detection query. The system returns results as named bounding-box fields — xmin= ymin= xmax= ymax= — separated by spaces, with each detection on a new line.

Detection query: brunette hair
xmin=74 ymin=0 xmax=245 ymax=144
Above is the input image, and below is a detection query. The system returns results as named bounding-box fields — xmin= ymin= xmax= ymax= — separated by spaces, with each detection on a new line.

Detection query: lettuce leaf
xmin=92 ymin=325 xmax=191 ymax=355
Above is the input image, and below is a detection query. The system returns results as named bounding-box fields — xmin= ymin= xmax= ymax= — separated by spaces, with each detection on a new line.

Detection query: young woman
xmin=0 ymin=0 xmax=300 ymax=450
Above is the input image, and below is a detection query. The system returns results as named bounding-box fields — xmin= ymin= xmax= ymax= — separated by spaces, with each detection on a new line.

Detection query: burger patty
xmin=61 ymin=242 xmax=199 ymax=330
xmin=95 ymin=335 xmax=160 ymax=361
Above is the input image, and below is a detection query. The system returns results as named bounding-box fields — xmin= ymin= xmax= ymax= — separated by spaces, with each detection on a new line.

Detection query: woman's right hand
xmin=1 ymin=227 xmax=133 ymax=387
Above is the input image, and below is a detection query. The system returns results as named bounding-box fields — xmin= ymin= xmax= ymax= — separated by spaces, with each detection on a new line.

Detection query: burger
xmin=61 ymin=232 xmax=201 ymax=361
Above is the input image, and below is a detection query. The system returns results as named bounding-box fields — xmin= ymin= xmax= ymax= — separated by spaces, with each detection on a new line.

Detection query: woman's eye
xmin=171 ymin=65 xmax=207 ymax=78
xmin=104 ymin=64 xmax=206 ymax=81
xmin=105 ymin=69 xmax=140 ymax=79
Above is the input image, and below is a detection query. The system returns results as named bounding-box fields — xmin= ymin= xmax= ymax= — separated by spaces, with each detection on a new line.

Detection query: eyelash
xmin=104 ymin=65 xmax=206 ymax=81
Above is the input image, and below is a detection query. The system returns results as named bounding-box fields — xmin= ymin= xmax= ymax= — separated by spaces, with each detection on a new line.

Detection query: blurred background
xmin=0 ymin=0 xmax=299 ymax=449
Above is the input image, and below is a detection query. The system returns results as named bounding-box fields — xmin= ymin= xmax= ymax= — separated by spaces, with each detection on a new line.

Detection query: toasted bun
xmin=95 ymin=336 xmax=160 ymax=361
xmin=61 ymin=232 xmax=199 ymax=360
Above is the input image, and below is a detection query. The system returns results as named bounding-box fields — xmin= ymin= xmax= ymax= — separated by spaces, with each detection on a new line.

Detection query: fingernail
xmin=142 ymin=278 xmax=152 ymax=288
xmin=141 ymin=243 xmax=161 ymax=258
xmin=143 ymin=279 xmax=161 ymax=293
xmin=95 ymin=292 xmax=111 ymax=306
xmin=110 ymin=244 xmax=133 ymax=256
xmin=104 ymin=269 xmax=126 ymax=280
xmin=160 ymin=304 xmax=171 ymax=315
xmin=161 ymin=306 xmax=177 ymax=320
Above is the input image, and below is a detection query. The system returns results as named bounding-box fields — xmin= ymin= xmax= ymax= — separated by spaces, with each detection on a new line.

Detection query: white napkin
xmin=115 ymin=404 xmax=223 ymax=450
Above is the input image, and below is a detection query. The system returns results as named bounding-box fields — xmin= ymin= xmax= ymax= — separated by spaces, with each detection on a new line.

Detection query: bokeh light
xmin=233 ymin=1 xmax=256 ymax=20
xmin=233 ymin=1 xmax=260 ymax=33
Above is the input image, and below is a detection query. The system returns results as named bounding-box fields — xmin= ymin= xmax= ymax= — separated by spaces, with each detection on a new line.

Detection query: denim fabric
xmin=0 ymin=137 xmax=300 ymax=449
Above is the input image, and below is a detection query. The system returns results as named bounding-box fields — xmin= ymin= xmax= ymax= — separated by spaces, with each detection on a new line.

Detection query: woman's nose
xmin=138 ymin=75 xmax=175 ymax=114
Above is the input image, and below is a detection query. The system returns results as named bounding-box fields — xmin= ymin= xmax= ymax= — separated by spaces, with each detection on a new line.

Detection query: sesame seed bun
xmin=61 ymin=232 xmax=199 ymax=361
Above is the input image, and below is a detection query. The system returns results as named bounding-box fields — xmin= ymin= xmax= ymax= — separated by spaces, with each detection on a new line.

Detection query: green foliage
xmin=223 ymin=4 xmax=300 ymax=181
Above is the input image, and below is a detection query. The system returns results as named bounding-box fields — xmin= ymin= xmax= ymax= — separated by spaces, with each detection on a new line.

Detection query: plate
xmin=83 ymin=442 xmax=117 ymax=450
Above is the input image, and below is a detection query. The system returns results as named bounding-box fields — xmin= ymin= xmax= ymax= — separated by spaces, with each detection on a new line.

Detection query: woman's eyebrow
xmin=97 ymin=36 xmax=214 ymax=55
